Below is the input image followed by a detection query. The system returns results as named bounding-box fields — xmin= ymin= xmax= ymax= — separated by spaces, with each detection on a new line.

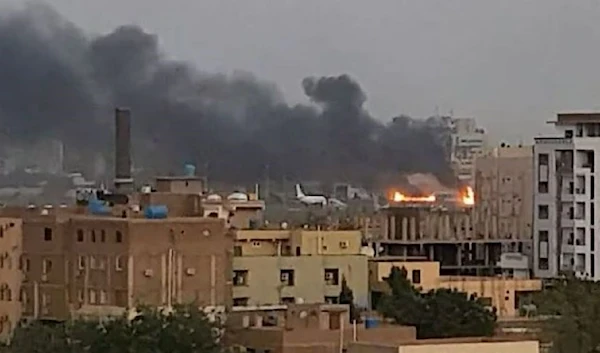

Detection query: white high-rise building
xmin=450 ymin=118 xmax=487 ymax=186
xmin=533 ymin=112 xmax=600 ymax=280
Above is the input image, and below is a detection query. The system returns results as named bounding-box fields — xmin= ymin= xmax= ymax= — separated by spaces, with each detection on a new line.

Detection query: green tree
xmin=535 ymin=278 xmax=600 ymax=353
xmin=377 ymin=266 xmax=496 ymax=339
xmin=5 ymin=304 xmax=223 ymax=353
xmin=339 ymin=276 xmax=359 ymax=322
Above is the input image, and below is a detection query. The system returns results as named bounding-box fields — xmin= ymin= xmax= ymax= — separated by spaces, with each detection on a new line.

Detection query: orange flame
xmin=461 ymin=186 xmax=475 ymax=206
xmin=392 ymin=191 xmax=436 ymax=203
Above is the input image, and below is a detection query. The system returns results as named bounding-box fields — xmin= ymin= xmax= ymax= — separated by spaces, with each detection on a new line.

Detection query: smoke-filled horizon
xmin=0 ymin=4 xmax=454 ymax=187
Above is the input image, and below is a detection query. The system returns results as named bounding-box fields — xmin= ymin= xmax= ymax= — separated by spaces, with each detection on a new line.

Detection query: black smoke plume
xmin=0 ymin=4 xmax=453 ymax=187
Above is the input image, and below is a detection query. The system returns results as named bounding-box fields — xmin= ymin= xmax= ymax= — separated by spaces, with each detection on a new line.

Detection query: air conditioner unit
xmin=325 ymin=272 xmax=333 ymax=280
xmin=40 ymin=274 xmax=48 ymax=282
xmin=339 ymin=241 xmax=349 ymax=249
xmin=144 ymin=269 xmax=154 ymax=277
xmin=186 ymin=268 xmax=196 ymax=276
xmin=280 ymin=272 xmax=289 ymax=281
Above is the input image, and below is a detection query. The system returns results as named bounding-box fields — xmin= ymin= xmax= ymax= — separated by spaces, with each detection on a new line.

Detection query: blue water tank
xmin=144 ymin=205 xmax=168 ymax=219
xmin=88 ymin=199 xmax=110 ymax=215
xmin=364 ymin=317 xmax=378 ymax=329
xmin=184 ymin=164 xmax=196 ymax=177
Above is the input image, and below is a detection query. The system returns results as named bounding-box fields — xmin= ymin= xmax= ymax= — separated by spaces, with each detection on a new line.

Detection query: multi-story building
xmin=232 ymin=229 xmax=369 ymax=307
xmin=0 ymin=218 xmax=22 ymax=342
xmin=375 ymin=200 xmax=530 ymax=276
xmin=369 ymin=260 xmax=542 ymax=319
xmin=533 ymin=112 xmax=600 ymax=280
xmin=13 ymin=206 xmax=233 ymax=321
xmin=450 ymin=118 xmax=488 ymax=185
xmin=474 ymin=145 xmax=534 ymax=256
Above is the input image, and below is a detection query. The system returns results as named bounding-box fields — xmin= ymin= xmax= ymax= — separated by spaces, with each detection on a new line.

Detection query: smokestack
xmin=114 ymin=108 xmax=133 ymax=193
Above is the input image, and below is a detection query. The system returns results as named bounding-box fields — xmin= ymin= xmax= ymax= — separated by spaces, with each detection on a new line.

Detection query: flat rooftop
xmin=155 ymin=176 xmax=204 ymax=181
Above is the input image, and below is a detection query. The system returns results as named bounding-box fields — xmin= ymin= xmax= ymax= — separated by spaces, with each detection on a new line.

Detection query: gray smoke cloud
xmin=0 ymin=4 xmax=453 ymax=186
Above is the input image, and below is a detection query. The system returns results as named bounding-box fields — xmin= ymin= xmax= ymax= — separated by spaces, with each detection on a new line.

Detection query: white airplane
xmin=295 ymin=184 xmax=347 ymax=209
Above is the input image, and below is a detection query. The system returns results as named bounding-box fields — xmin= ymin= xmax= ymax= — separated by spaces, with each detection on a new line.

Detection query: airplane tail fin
xmin=295 ymin=184 xmax=305 ymax=198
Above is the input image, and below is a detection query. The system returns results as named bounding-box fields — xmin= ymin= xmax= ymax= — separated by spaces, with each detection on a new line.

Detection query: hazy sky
xmin=7 ymin=0 xmax=600 ymax=143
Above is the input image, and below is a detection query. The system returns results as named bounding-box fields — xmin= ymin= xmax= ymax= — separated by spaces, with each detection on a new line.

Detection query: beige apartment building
xmin=369 ymin=260 xmax=542 ymax=319
xmin=0 ymin=218 xmax=22 ymax=342
xmin=14 ymin=209 xmax=233 ymax=321
xmin=233 ymin=229 xmax=369 ymax=308
xmin=474 ymin=145 xmax=534 ymax=247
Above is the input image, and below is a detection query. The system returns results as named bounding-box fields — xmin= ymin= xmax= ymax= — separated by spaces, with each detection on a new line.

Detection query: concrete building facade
xmin=0 ymin=218 xmax=22 ymax=342
xmin=369 ymin=261 xmax=542 ymax=319
xmin=376 ymin=203 xmax=526 ymax=276
xmin=533 ymin=113 xmax=600 ymax=279
xmin=232 ymin=230 xmax=369 ymax=307
xmin=474 ymin=145 xmax=534 ymax=257
xmin=450 ymin=118 xmax=488 ymax=186
xmin=17 ymin=212 xmax=233 ymax=321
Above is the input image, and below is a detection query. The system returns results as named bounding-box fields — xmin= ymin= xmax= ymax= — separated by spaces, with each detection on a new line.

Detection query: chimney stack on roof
xmin=114 ymin=108 xmax=133 ymax=193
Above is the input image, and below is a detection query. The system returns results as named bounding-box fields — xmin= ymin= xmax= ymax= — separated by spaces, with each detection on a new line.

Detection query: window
xmin=593 ymin=203 xmax=596 ymax=226
xmin=412 ymin=269 xmax=421 ymax=284
xmin=91 ymin=230 xmax=96 ymax=243
xmin=538 ymin=205 xmax=549 ymax=219
xmin=78 ymin=256 xmax=86 ymax=270
xmin=42 ymin=259 xmax=52 ymax=274
xmin=539 ymin=230 xmax=549 ymax=242
xmin=538 ymin=182 xmax=549 ymax=194
xmin=280 ymin=297 xmax=295 ymax=304
xmin=99 ymin=290 xmax=108 ymax=305
xmin=565 ymin=130 xmax=574 ymax=138
xmin=89 ymin=289 xmax=97 ymax=304
xmin=233 ymin=270 xmax=249 ymax=286
xmin=539 ymin=153 xmax=549 ymax=165
xmin=90 ymin=256 xmax=97 ymax=269
xmin=233 ymin=297 xmax=249 ymax=306
xmin=280 ymin=269 xmax=295 ymax=286
xmin=77 ymin=289 xmax=84 ymax=303
xmin=115 ymin=231 xmax=123 ymax=243
xmin=539 ymin=258 xmax=549 ymax=270
xmin=77 ymin=229 xmax=84 ymax=242
xmin=324 ymin=269 xmax=340 ymax=285
xmin=592 ymin=228 xmax=596 ymax=252
xmin=479 ymin=297 xmax=493 ymax=306
xmin=325 ymin=296 xmax=339 ymax=304
xmin=592 ymin=255 xmax=596 ymax=278
xmin=115 ymin=256 xmax=124 ymax=272
xmin=233 ymin=246 xmax=242 ymax=257
xmin=101 ymin=230 xmax=106 ymax=243
xmin=43 ymin=227 xmax=52 ymax=241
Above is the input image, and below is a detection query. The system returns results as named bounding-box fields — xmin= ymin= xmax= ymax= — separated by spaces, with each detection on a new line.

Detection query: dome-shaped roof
xmin=227 ymin=192 xmax=248 ymax=201
xmin=206 ymin=194 xmax=223 ymax=202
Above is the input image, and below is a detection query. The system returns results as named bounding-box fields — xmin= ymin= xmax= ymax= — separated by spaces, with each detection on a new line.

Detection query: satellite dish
xmin=299 ymin=311 xmax=308 ymax=319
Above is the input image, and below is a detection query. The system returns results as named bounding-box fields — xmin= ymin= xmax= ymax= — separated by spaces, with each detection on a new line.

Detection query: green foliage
xmin=5 ymin=304 xmax=222 ymax=353
xmin=339 ymin=276 xmax=359 ymax=322
xmin=377 ymin=266 xmax=497 ymax=339
xmin=535 ymin=278 xmax=600 ymax=353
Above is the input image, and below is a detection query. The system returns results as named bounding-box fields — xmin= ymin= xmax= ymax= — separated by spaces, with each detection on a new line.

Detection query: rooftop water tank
xmin=144 ymin=205 xmax=168 ymax=219
xmin=364 ymin=317 xmax=379 ymax=329
xmin=88 ymin=199 xmax=111 ymax=215
xmin=227 ymin=192 xmax=248 ymax=201
xmin=184 ymin=164 xmax=196 ymax=177
xmin=206 ymin=194 xmax=223 ymax=202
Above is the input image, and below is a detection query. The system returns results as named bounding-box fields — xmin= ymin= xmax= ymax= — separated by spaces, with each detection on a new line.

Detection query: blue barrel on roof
xmin=88 ymin=199 xmax=110 ymax=215
xmin=364 ymin=317 xmax=378 ymax=329
xmin=144 ymin=205 xmax=168 ymax=219
xmin=184 ymin=164 xmax=196 ymax=177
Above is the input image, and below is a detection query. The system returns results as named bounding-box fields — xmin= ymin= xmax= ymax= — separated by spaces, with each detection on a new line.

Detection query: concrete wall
xmin=474 ymin=145 xmax=533 ymax=242
xmin=348 ymin=340 xmax=539 ymax=353
xmin=0 ymin=218 xmax=22 ymax=342
xmin=369 ymin=261 xmax=542 ymax=318
xmin=233 ymin=255 xmax=369 ymax=307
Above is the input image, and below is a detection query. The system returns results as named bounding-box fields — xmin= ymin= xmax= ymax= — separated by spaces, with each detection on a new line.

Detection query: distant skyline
xmin=7 ymin=0 xmax=600 ymax=143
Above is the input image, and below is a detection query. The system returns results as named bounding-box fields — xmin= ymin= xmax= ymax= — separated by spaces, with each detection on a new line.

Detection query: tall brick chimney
xmin=114 ymin=108 xmax=133 ymax=193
